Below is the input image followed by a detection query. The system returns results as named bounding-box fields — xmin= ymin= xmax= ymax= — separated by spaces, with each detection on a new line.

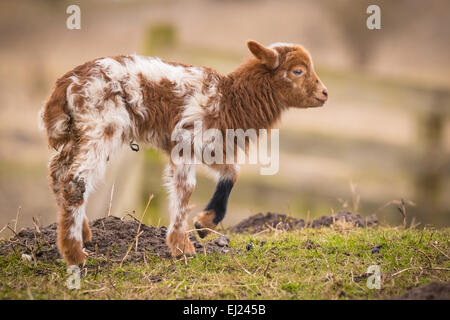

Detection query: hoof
xmin=59 ymin=238 xmax=86 ymax=266
xmin=194 ymin=221 xmax=210 ymax=239
xmin=193 ymin=210 xmax=217 ymax=238
xmin=167 ymin=231 xmax=196 ymax=257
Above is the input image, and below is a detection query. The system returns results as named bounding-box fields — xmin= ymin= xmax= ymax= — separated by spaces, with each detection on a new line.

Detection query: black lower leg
xmin=205 ymin=178 xmax=234 ymax=224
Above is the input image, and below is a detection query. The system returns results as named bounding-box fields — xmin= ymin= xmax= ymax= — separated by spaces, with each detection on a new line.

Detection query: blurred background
xmin=0 ymin=0 xmax=449 ymax=235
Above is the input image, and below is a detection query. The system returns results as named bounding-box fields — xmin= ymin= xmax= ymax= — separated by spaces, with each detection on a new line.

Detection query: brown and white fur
xmin=39 ymin=40 xmax=328 ymax=265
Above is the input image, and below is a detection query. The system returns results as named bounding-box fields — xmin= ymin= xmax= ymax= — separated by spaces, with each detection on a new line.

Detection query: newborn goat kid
xmin=40 ymin=40 xmax=328 ymax=265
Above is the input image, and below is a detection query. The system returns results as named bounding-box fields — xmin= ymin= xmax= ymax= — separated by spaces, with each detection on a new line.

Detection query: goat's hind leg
xmin=82 ymin=216 xmax=92 ymax=243
xmin=58 ymin=173 xmax=88 ymax=265
xmin=49 ymin=148 xmax=89 ymax=265
xmin=54 ymin=140 xmax=110 ymax=265
xmin=49 ymin=145 xmax=92 ymax=250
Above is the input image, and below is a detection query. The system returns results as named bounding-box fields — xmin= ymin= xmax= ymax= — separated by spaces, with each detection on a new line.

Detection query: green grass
xmin=1 ymin=226 xmax=449 ymax=299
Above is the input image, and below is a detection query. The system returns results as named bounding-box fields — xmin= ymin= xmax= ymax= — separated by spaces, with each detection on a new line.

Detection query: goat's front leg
xmin=194 ymin=164 xmax=239 ymax=238
xmin=165 ymin=163 xmax=196 ymax=257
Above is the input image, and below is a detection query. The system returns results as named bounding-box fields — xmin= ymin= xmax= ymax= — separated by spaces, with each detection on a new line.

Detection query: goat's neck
xmin=215 ymin=71 xmax=285 ymax=132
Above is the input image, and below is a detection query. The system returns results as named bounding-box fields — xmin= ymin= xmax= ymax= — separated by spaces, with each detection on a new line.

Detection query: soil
xmin=0 ymin=211 xmax=377 ymax=263
xmin=396 ymin=282 xmax=450 ymax=300
xmin=228 ymin=212 xmax=305 ymax=234
xmin=310 ymin=211 xmax=378 ymax=228
xmin=2 ymin=213 xmax=449 ymax=300
xmin=0 ymin=216 xmax=231 ymax=263
xmin=228 ymin=211 xmax=378 ymax=234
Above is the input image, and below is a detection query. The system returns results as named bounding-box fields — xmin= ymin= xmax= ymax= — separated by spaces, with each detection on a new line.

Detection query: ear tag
xmin=130 ymin=141 xmax=140 ymax=152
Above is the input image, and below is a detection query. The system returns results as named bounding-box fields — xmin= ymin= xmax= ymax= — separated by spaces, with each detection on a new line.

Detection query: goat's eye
xmin=292 ymin=69 xmax=303 ymax=76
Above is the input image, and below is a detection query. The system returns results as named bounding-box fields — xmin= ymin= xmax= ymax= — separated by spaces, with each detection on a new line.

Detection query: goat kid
xmin=39 ymin=40 xmax=328 ymax=265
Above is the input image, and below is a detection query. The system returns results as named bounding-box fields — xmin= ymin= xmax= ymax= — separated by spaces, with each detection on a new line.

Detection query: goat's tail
xmin=38 ymin=78 xmax=72 ymax=150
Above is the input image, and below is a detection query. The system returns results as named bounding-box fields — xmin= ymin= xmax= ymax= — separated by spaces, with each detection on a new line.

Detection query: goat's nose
xmin=322 ymin=89 xmax=328 ymax=98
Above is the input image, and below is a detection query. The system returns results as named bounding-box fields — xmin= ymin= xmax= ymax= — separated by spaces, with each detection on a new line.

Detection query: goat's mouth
xmin=311 ymin=97 xmax=326 ymax=107
xmin=315 ymin=97 xmax=327 ymax=104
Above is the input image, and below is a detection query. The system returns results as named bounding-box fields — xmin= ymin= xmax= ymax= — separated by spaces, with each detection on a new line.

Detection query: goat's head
xmin=246 ymin=40 xmax=328 ymax=108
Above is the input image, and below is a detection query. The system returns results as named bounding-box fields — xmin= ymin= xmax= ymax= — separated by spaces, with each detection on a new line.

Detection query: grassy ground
xmin=1 ymin=226 xmax=448 ymax=299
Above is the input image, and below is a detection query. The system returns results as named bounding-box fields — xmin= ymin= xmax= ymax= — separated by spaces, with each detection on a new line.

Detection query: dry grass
xmin=1 ymin=225 xmax=448 ymax=300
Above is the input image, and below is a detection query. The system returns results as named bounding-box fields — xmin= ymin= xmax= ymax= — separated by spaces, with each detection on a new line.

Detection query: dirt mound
xmin=228 ymin=211 xmax=377 ymax=234
xmin=396 ymin=282 xmax=450 ymax=300
xmin=0 ymin=212 xmax=378 ymax=261
xmin=310 ymin=211 xmax=378 ymax=228
xmin=0 ymin=216 xmax=230 ymax=263
xmin=228 ymin=212 xmax=305 ymax=234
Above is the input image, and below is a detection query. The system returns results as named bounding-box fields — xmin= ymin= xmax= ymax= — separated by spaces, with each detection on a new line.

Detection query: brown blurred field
xmin=0 ymin=0 xmax=449 ymax=235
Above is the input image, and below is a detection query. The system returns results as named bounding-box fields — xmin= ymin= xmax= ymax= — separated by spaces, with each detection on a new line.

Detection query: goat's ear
xmin=247 ymin=40 xmax=278 ymax=69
